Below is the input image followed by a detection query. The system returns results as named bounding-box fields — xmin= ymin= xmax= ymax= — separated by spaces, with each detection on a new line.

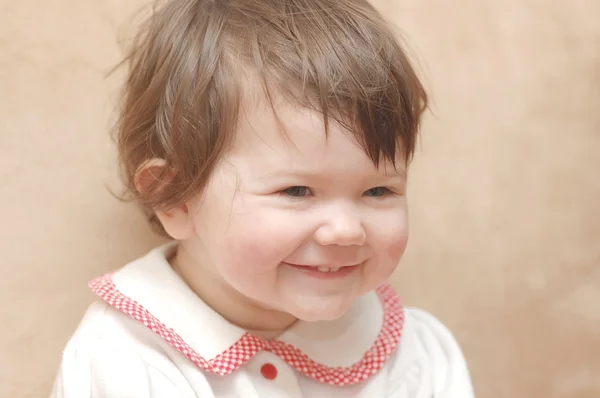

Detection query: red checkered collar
xmin=90 ymin=244 xmax=404 ymax=386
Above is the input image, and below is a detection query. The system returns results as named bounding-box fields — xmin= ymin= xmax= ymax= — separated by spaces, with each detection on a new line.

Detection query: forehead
xmin=228 ymin=99 xmax=406 ymax=177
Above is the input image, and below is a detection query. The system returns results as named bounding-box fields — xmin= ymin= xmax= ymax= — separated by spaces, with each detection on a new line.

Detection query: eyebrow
xmin=256 ymin=167 xmax=407 ymax=181
xmin=378 ymin=161 xmax=407 ymax=177
xmin=381 ymin=168 xmax=407 ymax=178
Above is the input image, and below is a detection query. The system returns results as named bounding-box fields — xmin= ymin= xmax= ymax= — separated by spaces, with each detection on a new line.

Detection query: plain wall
xmin=1 ymin=1 xmax=599 ymax=397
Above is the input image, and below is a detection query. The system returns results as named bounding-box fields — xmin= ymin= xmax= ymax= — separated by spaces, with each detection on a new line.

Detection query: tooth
xmin=330 ymin=267 xmax=340 ymax=272
xmin=317 ymin=266 xmax=329 ymax=272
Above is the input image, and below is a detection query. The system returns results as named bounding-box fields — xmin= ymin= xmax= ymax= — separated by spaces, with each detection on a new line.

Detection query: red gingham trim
xmin=89 ymin=275 xmax=403 ymax=386
xmin=266 ymin=284 xmax=403 ymax=386
xmin=89 ymin=275 xmax=265 ymax=375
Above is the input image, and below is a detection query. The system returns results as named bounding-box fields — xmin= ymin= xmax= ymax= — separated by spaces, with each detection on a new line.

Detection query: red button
xmin=260 ymin=363 xmax=278 ymax=380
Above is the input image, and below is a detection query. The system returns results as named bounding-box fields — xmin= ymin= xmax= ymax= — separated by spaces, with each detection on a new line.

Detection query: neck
xmin=169 ymin=244 xmax=297 ymax=340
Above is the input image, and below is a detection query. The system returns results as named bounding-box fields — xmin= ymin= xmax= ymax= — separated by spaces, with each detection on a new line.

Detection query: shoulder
xmin=51 ymin=301 xmax=197 ymax=398
xmin=385 ymin=307 xmax=475 ymax=397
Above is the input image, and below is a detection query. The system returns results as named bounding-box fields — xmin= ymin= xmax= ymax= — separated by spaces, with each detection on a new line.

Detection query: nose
xmin=314 ymin=206 xmax=366 ymax=247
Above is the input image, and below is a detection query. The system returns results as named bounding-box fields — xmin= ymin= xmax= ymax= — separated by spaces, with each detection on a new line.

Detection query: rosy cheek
xmin=224 ymin=228 xmax=281 ymax=267
xmin=386 ymin=239 xmax=407 ymax=262
xmin=386 ymin=226 xmax=409 ymax=261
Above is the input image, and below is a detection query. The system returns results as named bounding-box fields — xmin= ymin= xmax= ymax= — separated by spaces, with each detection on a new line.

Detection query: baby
xmin=52 ymin=0 xmax=474 ymax=396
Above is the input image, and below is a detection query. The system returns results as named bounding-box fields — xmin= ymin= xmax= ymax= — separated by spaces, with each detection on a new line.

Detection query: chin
xmin=289 ymin=301 xmax=353 ymax=323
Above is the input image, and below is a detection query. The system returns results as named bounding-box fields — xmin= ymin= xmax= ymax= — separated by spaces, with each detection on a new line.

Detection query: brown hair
xmin=115 ymin=0 xmax=428 ymax=236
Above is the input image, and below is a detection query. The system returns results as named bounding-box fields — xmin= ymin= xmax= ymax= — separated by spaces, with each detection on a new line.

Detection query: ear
xmin=134 ymin=159 xmax=195 ymax=240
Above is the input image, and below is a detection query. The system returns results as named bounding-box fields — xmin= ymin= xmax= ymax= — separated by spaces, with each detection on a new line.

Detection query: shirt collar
xmin=89 ymin=244 xmax=404 ymax=386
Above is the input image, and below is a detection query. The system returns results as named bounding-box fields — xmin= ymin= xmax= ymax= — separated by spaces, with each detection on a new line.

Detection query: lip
xmin=283 ymin=262 xmax=362 ymax=279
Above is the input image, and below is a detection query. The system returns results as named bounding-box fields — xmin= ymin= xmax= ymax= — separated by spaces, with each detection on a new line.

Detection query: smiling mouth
xmin=283 ymin=263 xmax=361 ymax=273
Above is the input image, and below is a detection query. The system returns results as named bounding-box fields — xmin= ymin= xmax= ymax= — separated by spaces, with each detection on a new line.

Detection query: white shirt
xmin=51 ymin=245 xmax=474 ymax=397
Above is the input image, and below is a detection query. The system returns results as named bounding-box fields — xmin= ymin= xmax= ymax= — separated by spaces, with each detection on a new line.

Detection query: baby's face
xmin=185 ymin=102 xmax=409 ymax=322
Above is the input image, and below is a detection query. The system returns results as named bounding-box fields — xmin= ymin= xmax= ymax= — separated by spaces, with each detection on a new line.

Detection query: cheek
xmin=386 ymin=231 xmax=408 ymax=261
xmin=220 ymin=212 xmax=291 ymax=269
xmin=376 ymin=211 xmax=409 ymax=263
xmin=228 ymin=236 xmax=280 ymax=266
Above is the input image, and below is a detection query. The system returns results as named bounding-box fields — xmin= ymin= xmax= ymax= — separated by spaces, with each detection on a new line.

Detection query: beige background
xmin=1 ymin=1 xmax=599 ymax=397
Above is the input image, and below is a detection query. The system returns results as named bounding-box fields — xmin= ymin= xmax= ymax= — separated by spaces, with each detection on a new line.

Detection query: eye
xmin=280 ymin=186 xmax=312 ymax=197
xmin=364 ymin=187 xmax=392 ymax=197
